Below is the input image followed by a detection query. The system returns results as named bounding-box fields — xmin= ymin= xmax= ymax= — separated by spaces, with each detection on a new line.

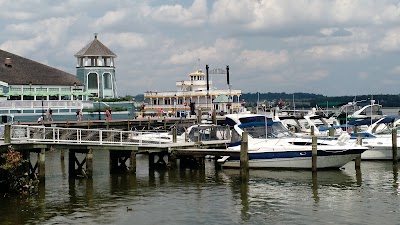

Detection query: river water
xmin=0 ymin=150 xmax=399 ymax=225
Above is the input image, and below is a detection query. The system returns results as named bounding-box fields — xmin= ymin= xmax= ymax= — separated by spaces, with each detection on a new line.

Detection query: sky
xmin=1 ymin=0 xmax=400 ymax=97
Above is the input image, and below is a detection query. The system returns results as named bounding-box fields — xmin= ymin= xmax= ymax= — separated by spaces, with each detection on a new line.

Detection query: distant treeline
xmin=240 ymin=93 xmax=400 ymax=108
xmin=131 ymin=93 xmax=400 ymax=107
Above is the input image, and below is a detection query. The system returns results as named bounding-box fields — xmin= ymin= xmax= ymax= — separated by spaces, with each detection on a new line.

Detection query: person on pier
xmin=105 ymin=108 xmax=112 ymax=121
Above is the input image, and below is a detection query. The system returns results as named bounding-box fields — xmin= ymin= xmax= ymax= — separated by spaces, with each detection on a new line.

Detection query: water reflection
xmin=311 ymin=172 xmax=319 ymax=203
xmin=239 ymin=181 xmax=250 ymax=221
xmin=224 ymin=168 xmax=357 ymax=222
xmin=393 ymin=164 xmax=399 ymax=194
xmin=2 ymin=152 xmax=400 ymax=225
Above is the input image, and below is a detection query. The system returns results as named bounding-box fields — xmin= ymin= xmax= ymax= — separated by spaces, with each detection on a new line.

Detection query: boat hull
xmin=222 ymin=149 xmax=365 ymax=169
xmin=361 ymin=146 xmax=400 ymax=160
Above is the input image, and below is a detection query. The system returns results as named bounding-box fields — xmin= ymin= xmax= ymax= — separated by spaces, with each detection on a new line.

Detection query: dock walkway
xmin=0 ymin=124 xmax=239 ymax=180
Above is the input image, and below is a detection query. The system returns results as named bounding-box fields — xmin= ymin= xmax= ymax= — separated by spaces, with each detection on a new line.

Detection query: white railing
xmin=0 ymin=100 xmax=83 ymax=109
xmin=1 ymin=125 xmax=138 ymax=146
xmin=0 ymin=125 xmax=231 ymax=147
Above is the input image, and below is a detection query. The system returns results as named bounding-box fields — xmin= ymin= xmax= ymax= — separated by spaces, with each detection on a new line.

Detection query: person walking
xmin=105 ymin=108 xmax=111 ymax=121
xmin=76 ymin=109 xmax=82 ymax=121
xmin=48 ymin=108 xmax=53 ymax=121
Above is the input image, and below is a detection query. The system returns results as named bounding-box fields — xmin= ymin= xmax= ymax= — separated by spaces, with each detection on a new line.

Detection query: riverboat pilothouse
xmin=142 ymin=66 xmax=247 ymax=117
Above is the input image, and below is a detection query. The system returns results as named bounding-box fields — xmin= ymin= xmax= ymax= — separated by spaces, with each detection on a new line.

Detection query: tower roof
xmin=74 ymin=34 xmax=117 ymax=58
xmin=0 ymin=49 xmax=82 ymax=86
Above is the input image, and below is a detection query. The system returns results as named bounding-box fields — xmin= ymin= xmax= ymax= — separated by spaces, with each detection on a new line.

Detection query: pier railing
xmin=0 ymin=125 xmax=231 ymax=146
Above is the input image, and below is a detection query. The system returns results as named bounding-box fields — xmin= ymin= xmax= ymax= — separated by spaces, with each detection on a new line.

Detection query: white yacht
xmin=219 ymin=121 xmax=367 ymax=169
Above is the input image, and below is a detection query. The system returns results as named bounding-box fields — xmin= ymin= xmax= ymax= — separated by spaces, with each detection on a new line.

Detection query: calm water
xmin=1 ymin=150 xmax=400 ymax=225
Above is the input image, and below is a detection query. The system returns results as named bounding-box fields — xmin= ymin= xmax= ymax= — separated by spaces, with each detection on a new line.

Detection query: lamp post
xmin=41 ymin=86 xmax=44 ymax=121
xmin=174 ymin=94 xmax=177 ymax=117
xmin=73 ymin=82 xmax=77 ymax=100
xmin=29 ymin=81 xmax=32 ymax=101
xmin=98 ymin=100 xmax=101 ymax=120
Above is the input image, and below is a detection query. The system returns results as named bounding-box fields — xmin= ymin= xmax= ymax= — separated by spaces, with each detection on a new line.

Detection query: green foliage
xmin=241 ymin=92 xmax=400 ymax=107
xmin=0 ymin=146 xmax=38 ymax=196
xmin=83 ymin=106 xmax=127 ymax=113
xmin=89 ymin=95 xmax=136 ymax=102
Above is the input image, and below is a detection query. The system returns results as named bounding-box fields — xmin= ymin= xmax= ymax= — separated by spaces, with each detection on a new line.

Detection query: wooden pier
xmin=0 ymin=124 xmax=241 ymax=180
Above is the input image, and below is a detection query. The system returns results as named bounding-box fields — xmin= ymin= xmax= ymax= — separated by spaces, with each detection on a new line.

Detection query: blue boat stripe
xmin=228 ymin=148 xmax=365 ymax=160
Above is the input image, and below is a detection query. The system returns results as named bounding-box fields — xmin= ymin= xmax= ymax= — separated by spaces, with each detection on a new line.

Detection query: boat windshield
xmin=243 ymin=122 xmax=296 ymax=139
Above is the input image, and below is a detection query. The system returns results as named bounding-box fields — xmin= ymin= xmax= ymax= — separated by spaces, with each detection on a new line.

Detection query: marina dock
xmin=0 ymin=124 xmax=240 ymax=180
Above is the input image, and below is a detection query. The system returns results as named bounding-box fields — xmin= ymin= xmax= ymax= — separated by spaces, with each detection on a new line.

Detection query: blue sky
xmin=1 ymin=0 xmax=400 ymax=96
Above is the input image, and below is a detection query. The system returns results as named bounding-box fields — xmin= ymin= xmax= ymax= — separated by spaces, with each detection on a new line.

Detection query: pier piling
xmin=240 ymin=131 xmax=249 ymax=181
xmin=328 ymin=127 xmax=334 ymax=136
xmin=38 ymin=148 xmax=46 ymax=181
xmin=4 ymin=124 xmax=11 ymax=144
xmin=85 ymin=148 xmax=93 ymax=178
xmin=312 ymin=136 xmax=317 ymax=172
xmin=129 ymin=150 xmax=136 ymax=174
xmin=355 ymin=133 xmax=362 ymax=169
xmin=173 ymin=127 xmax=177 ymax=143
xmin=392 ymin=129 xmax=398 ymax=164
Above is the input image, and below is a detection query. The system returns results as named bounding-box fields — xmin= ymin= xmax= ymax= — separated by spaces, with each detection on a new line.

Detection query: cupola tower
xmin=75 ymin=34 xmax=117 ymax=98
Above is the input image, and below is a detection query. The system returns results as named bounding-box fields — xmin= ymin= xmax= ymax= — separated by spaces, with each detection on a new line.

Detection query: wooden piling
xmin=197 ymin=109 xmax=202 ymax=124
xmin=355 ymin=133 xmax=362 ymax=169
xmin=147 ymin=118 xmax=151 ymax=130
xmin=312 ymin=136 xmax=317 ymax=172
xmin=240 ymin=131 xmax=249 ymax=181
xmin=311 ymin=126 xmax=315 ymax=136
xmin=129 ymin=150 xmax=136 ymax=174
xmin=148 ymin=153 xmax=155 ymax=169
xmin=85 ymin=148 xmax=93 ymax=178
xmin=87 ymin=119 xmax=90 ymax=129
xmin=4 ymin=124 xmax=11 ymax=144
xmin=163 ymin=119 xmax=167 ymax=130
xmin=392 ymin=128 xmax=398 ymax=164
xmin=68 ymin=150 xmax=76 ymax=177
xmin=212 ymin=109 xmax=217 ymax=124
xmin=38 ymin=148 xmax=46 ymax=181
xmin=328 ymin=127 xmax=334 ymax=136
xmin=60 ymin=149 xmax=65 ymax=161
xmin=172 ymin=127 xmax=177 ymax=143
xmin=168 ymin=151 xmax=177 ymax=169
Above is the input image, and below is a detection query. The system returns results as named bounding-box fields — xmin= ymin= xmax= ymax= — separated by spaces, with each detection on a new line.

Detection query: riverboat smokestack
xmin=206 ymin=64 xmax=209 ymax=92
xmin=226 ymin=65 xmax=230 ymax=85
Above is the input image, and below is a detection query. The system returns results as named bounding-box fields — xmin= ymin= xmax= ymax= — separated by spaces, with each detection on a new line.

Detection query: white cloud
xmin=210 ymin=0 xmax=400 ymax=32
xmin=357 ymin=71 xmax=369 ymax=80
xmin=2 ymin=0 xmax=400 ymax=96
xmin=165 ymin=38 xmax=240 ymax=65
xmin=107 ymin=33 xmax=147 ymax=49
xmin=92 ymin=10 xmax=128 ymax=28
xmin=390 ymin=66 xmax=400 ymax=75
xmin=236 ymin=50 xmax=288 ymax=70
xmin=150 ymin=0 xmax=207 ymax=26
xmin=302 ymin=43 xmax=369 ymax=61
xmin=378 ymin=27 xmax=400 ymax=51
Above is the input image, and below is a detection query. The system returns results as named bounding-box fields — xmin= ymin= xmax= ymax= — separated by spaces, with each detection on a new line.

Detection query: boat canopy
xmin=238 ymin=121 xmax=277 ymax=129
xmin=348 ymin=117 xmax=398 ymax=126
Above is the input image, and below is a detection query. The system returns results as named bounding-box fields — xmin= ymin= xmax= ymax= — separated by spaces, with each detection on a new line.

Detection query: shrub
xmin=0 ymin=146 xmax=38 ymax=196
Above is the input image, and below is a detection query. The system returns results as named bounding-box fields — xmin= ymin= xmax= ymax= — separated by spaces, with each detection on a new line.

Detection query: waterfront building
xmin=75 ymin=34 xmax=118 ymax=99
xmin=0 ymin=48 xmax=86 ymax=121
xmin=143 ymin=68 xmax=244 ymax=117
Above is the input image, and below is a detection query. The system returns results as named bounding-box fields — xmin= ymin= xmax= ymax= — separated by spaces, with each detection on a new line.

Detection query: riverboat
xmin=142 ymin=68 xmax=247 ymax=117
